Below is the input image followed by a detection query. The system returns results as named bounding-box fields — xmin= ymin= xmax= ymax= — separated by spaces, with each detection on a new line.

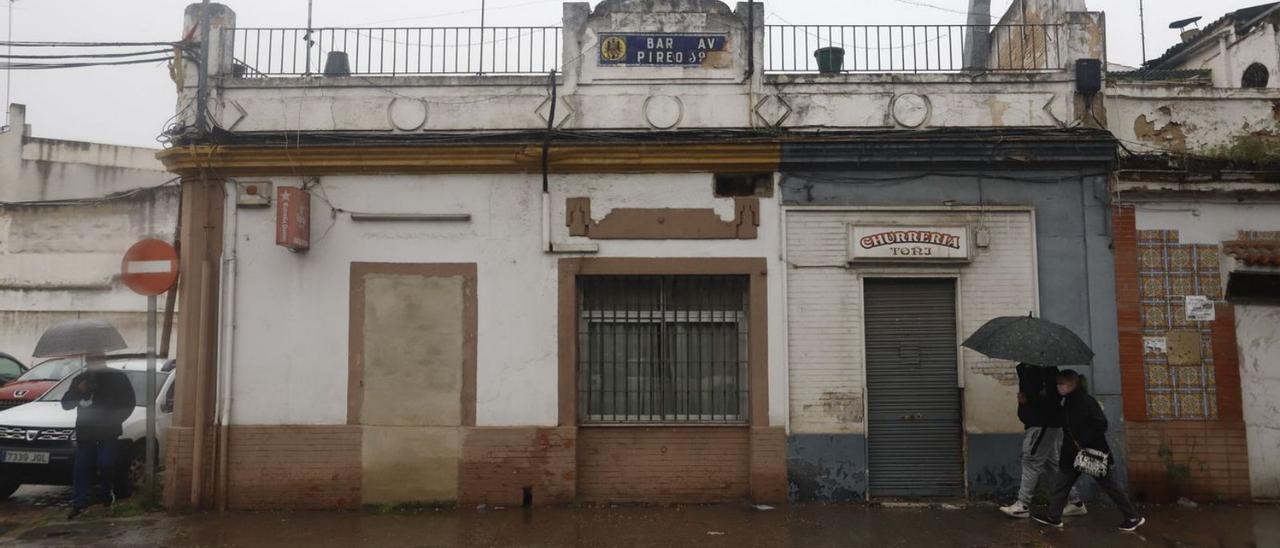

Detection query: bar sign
xmin=276 ymin=187 xmax=311 ymax=252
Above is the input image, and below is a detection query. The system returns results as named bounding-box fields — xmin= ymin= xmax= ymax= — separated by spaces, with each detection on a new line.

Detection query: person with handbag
xmin=1033 ymin=369 xmax=1145 ymax=532
xmin=999 ymin=364 xmax=1086 ymax=518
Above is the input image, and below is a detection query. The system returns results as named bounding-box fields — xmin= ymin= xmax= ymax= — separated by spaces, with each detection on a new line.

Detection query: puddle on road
xmin=152 ymin=504 xmax=1280 ymax=548
xmin=3 ymin=501 xmax=1277 ymax=547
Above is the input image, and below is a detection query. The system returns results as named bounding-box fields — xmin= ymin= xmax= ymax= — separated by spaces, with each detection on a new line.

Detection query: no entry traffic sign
xmin=121 ymin=239 xmax=179 ymax=296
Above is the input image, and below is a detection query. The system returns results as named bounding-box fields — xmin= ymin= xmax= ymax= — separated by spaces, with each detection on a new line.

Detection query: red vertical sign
xmin=276 ymin=187 xmax=311 ymax=251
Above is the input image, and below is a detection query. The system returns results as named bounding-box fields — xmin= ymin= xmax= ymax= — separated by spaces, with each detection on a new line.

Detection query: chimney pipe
xmin=963 ymin=0 xmax=992 ymax=71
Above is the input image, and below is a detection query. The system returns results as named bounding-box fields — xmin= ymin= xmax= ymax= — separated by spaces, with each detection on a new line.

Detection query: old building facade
xmin=1107 ymin=2 xmax=1280 ymax=502
xmin=160 ymin=0 xmax=1120 ymax=509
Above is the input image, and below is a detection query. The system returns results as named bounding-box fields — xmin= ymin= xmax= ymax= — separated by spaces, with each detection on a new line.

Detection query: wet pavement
xmin=1 ymin=498 xmax=1277 ymax=547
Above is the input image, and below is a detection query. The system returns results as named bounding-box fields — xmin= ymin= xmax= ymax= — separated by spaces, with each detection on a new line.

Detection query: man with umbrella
xmin=962 ymin=315 xmax=1093 ymax=520
xmin=33 ymin=319 xmax=134 ymax=519
xmin=998 ymin=362 xmax=1086 ymax=518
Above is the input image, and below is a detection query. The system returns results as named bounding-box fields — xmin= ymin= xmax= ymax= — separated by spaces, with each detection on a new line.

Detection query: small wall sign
xmin=276 ymin=186 xmax=311 ymax=252
xmin=850 ymin=226 xmax=971 ymax=262
xmin=599 ymin=34 xmax=728 ymax=66
xmin=1185 ymin=295 xmax=1216 ymax=322
xmin=1143 ymin=336 xmax=1167 ymax=355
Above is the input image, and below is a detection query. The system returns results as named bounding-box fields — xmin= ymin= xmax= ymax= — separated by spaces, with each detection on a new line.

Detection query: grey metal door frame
xmin=860 ymin=275 xmax=967 ymax=499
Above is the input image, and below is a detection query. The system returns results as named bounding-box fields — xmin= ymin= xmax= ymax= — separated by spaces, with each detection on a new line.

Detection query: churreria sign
xmin=850 ymin=225 xmax=971 ymax=262
xmin=859 ymin=230 xmax=962 ymax=250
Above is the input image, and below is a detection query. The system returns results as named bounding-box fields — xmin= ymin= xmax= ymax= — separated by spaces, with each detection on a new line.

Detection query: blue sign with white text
xmin=598 ymin=34 xmax=728 ymax=66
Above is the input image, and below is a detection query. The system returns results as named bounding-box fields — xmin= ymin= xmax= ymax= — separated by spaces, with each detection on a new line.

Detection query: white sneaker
xmin=1062 ymin=502 xmax=1088 ymax=517
xmin=999 ymin=501 xmax=1031 ymax=518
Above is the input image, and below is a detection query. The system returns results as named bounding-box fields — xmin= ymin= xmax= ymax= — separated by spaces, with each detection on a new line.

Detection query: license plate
xmin=3 ymin=450 xmax=50 ymax=464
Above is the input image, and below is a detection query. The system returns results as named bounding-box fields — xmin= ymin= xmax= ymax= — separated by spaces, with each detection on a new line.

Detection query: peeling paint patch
xmin=816 ymin=391 xmax=864 ymax=424
xmin=1134 ymin=107 xmax=1188 ymax=152
xmin=787 ymin=434 xmax=867 ymax=502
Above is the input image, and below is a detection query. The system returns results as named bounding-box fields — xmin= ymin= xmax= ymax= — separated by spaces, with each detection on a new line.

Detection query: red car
xmin=0 ymin=357 xmax=81 ymax=411
xmin=0 ymin=354 xmax=25 ymax=387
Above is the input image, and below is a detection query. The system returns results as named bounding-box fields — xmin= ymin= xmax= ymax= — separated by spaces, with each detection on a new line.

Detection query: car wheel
xmin=114 ymin=442 xmax=146 ymax=500
xmin=0 ymin=477 xmax=19 ymax=500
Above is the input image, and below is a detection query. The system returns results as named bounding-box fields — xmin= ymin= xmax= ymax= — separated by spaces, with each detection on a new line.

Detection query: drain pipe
xmin=213 ymin=181 xmax=239 ymax=511
xmin=541 ymin=70 xmax=558 ymax=253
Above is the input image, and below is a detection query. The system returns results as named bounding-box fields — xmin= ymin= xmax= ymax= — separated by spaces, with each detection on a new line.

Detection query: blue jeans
xmin=72 ymin=439 xmax=117 ymax=508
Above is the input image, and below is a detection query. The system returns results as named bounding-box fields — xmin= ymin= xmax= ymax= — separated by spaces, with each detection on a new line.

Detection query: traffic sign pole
xmin=145 ymin=294 xmax=157 ymax=507
xmin=120 ymin=238 xmax=178 ymax=509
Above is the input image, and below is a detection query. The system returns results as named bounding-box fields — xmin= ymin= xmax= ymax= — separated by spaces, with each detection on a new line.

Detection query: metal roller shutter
xmin=864 ymin=278 xmax=964 ymax=498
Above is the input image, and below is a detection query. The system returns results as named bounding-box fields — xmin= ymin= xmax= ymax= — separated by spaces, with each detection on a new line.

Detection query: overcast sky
xmin=0 ymin=0 xmax=1266 ymax=148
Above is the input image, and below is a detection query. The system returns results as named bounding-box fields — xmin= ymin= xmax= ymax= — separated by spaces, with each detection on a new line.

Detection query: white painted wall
xmin=225 ymin=173 xmax=787 ymax=428
xmin=1106 ymin=84 xmax=1280 ymax=154
xmin=1132 ymin=203 xmax=1280 ymax=244
xmin=784 ymin=208 xmax=1037 ymax=435
xmin=0 ymin=104 xmax=178 ymax=365
xmin=1175 ymin=24 xmax=1280 ymax=89
xmin=1236 ymin=303 xmax=1280 ymax=500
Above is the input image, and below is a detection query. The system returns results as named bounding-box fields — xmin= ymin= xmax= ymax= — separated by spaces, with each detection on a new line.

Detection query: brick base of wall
xmin=1127 ymin=421 xmax=1251 ymax=502
xmin=162 ymin=426 xmax=214 ymax=511
xmin=749 ymin=427 xmax=788 ymax=503
xmin=165 ymin=425 xmax=787 ymax=509
xmin=224 ymin=425 xmax=362 ymax=510
xmin=459 ymin=427 xmax=576 ymax=507
xmin=577 ymin=427 xmax=772 ymax=504
xmin=163 ymin=425 xmax=361 ymax=511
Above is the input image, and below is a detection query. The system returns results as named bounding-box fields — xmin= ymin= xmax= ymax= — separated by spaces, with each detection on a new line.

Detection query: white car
xmin=0 ymin=357 xmax=176 ymax=499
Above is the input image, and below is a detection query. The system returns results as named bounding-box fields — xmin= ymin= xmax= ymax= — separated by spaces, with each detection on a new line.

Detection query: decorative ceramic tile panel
xmin=1146 ymin=365 xmax=1172 ymax=388
xmin=1136 ymin=232 xmax=1220 ymax=420
xmin=1199 ymin=275 xmax=1222 ymax=300
xmin=1149 ymin=393 xmax=1174 ymax=417
xmin=1141 ymin=276 xmax=1166 ymax=299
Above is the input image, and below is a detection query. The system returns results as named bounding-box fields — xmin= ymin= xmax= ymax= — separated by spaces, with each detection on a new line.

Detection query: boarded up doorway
xmin=349 ymin=263 xmax=476 ymax=505
xmin=863 ymin=278 xmax=963 ymax=498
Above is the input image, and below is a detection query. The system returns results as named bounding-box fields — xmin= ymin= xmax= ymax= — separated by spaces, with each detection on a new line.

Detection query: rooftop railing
xmin=226 ymin=23 xmax=1061 ymax=78
xmin=764 ymin=24 xmax=1062 ymax=73
xmin=228 ymin=26 xmax=563 ymax=77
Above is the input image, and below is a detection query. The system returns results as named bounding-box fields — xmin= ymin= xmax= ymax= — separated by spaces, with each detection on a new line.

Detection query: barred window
xmin=577 ymin=275 xmax=749 ymax=424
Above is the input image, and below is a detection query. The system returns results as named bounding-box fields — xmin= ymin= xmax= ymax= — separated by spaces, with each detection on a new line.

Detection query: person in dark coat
xmin=60 ymin=354 xmax=135 ymax=519
xmin=1033 ymin=369 xmax=1145 ymax=532
xmin=998 ymin=364 xmax=1084 ymax=518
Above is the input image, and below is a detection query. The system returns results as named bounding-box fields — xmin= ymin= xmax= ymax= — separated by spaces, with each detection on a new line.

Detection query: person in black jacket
xmin=1033 ymin=369 xmax=1145 ymax=532
xmin=60 ymin=354 xmax=135 ymax=519
xmin=998 ymin=364 xmax=1085 ymax=518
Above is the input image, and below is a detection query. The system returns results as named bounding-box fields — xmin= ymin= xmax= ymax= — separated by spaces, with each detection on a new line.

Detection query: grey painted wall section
xmin=967 ymin=433 xmax=1023 ymax=499
xmin=781 ymin=167 xmax=1128 ymax=496
xmin=787 ymin=434 xmax=868 ymax=502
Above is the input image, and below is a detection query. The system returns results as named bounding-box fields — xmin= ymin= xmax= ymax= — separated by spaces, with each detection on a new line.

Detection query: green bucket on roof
xmin=815 ymin=47 xmax=845 ymax=74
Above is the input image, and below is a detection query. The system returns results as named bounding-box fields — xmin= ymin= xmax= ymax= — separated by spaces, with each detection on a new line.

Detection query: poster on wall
xmin=1185 ymin=295 xmax=1216 ymax=322
xmin=849 ymin=226 xmax=971 ymax=262
xmin=1143 ymin=336 xmax=1167 ymax=355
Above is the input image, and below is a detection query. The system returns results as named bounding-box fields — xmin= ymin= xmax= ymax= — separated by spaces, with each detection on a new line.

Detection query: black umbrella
xmin=33 ymin=319 xmax=128 ymax=358
xmin=961 ymin=315 xmax=1094 ymax=367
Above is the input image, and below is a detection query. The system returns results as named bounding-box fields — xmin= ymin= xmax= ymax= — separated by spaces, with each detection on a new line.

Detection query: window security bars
xmin=577 ymin=275 xmax=749 ymax=425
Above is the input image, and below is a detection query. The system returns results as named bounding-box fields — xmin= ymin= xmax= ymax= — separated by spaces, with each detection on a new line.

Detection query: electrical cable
xmin=0 ymin=177 xmax=180 ymax=208
xmin=0 ymin=56 xmax=176 ymax=70
xmin=0 ymin=40 xmax=183 ymax=47
xmin=0 ymin=48 xmax=175 ymax=59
